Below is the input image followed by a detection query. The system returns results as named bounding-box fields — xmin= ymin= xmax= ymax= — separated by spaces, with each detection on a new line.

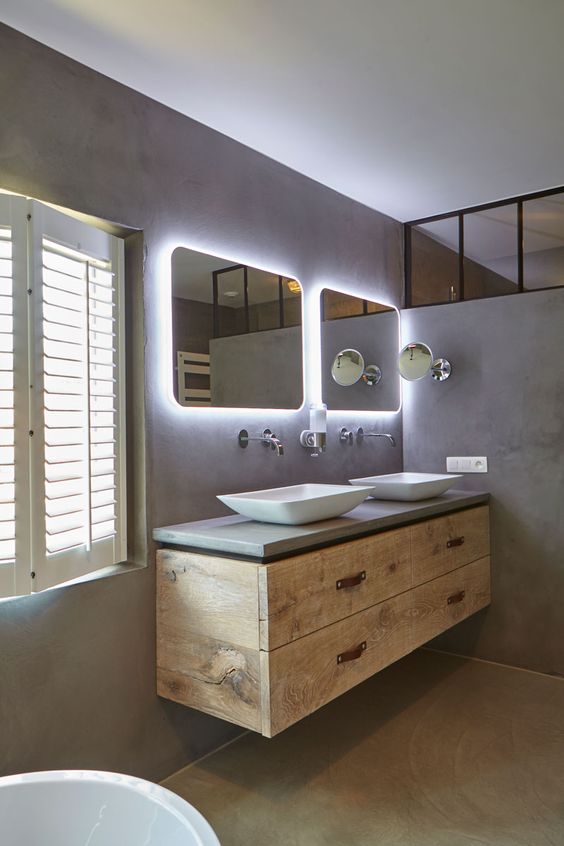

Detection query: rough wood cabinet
xmin=157 ymin=504 xmax=490 ymax=736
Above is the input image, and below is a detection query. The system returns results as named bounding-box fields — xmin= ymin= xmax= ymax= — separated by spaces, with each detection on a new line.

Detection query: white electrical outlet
xmin=446 ymin=456 xmax=488 ymax=473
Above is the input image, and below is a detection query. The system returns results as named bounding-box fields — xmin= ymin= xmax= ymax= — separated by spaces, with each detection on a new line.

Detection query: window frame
xmin=0 ymin=194 xmax=127 ymax=598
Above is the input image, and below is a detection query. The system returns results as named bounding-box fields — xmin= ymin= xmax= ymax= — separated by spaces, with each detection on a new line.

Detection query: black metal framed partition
xmin=212 ymin=264 xmax=299 ymax=337
xmin=404 ymin=185 xmax=564 ymax=308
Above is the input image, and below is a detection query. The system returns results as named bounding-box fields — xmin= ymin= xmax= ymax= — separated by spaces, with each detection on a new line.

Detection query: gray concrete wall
xmin=0 ymin=24 xmax=403 ymax=779
xmin=402 ymin=289 xmax=564 ymax=676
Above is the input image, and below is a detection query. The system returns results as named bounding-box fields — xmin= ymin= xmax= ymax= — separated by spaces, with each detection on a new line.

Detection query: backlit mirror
xmin=321 ymin=289 xmax=400 ymax=411
xmin=171 ymin=247 xmax=303 ymax=408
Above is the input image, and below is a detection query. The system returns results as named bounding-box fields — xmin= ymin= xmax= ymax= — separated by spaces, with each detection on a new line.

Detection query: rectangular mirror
xmin=171 ymin=247 xmax=303 ymax=409
xmin=320 ymin=288 xmax=400 ymax=412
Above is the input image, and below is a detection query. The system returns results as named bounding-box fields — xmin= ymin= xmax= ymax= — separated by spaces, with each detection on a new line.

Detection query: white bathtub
xmin=0 ymin=769 xmax=220 ymax=846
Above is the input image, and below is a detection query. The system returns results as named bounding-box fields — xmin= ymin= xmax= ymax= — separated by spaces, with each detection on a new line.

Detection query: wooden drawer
xmin=411 ymin=556 xmax=491 ymax=645
xmin=411 ymin=505 xmax=490 ymax=583
xmin=262 ymin=588 xmax=414 ymax=737
xmin=262 ymin=555 xmax=491 ymax=737
xmin=259 ymin=527 xmax=412 ymax=650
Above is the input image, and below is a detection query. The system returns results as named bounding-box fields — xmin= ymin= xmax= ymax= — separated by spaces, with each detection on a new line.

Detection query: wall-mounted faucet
xmin=238 ymin=428 xmax=284 ymax=456
xmin=339 ymin=427 xmax=354 ymax=444
xmin=356 ymin=427 xmax=396 ymax=447
xmin=300 ymin=403 xmax=327 ymax=456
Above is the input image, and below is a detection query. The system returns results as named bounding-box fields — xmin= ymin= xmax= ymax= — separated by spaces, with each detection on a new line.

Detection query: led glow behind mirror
xmin=171 ymin=246 xmax=303 ymax=409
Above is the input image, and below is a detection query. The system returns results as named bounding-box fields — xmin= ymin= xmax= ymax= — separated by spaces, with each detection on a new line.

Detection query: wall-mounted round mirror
xmin=331 ymin=349 xmax=365 ymax=386
xmin=398 ymin=342 xmax=433 ymax=381
xmin=399 ymin=342 xmax=451 ymax=381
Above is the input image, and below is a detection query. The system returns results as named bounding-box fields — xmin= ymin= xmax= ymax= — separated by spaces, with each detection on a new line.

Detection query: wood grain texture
xmin=157 ymin=549 xmax=260 ymax=649
xmin=264 ymin=590 xmax=414 ymax=736
xmin=411 ymin=505 xmax=490 ymax=584
xmin=259 ymin=527 xmax=412 ymax=650
xmin=157 ymin=508 xmax=491 ymax=738
xmin=411 ymin=556 xmax=491 ymax=646
xmin=157 ymin=634 xmax=261 ymax=732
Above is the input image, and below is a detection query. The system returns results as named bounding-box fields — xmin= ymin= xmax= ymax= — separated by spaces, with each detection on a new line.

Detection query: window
xmin=0 ymin=193 xmax=126 ymax=598
xmin=405 ymin=185 xmax=564 ymax=306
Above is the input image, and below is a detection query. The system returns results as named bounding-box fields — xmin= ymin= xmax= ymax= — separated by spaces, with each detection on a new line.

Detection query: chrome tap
xmin=356 ymin=427 xmax=396 ymax=447
xmin=238 ymin=428 xmax=284 ymax=456
xmin=339 ymin=427 xmax=354 ymax=444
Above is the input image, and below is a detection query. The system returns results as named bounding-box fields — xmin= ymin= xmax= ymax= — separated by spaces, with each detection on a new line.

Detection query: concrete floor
xmin=164 ymin=650 xmax=564 ymax=846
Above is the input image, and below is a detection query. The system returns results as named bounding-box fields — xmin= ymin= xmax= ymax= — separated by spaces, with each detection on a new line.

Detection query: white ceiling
xmin=2 ymin=0 xmax=564 ymax=221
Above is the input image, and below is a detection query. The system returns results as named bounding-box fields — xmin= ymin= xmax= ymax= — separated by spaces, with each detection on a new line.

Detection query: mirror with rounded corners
xmin=321 ymin=289 xmax=400 ymax=412
xmin=171 ymin=246 xmax=303 ymax=408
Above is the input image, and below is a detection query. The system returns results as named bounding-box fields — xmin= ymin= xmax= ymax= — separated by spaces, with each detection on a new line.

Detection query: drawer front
xmin=411 ymin=556 xmax=491 ymax=646
xmin=262 ymin=589 xmax=413 ymax=736
xmin=157 ymin=635 xmax=262 ymax=733
xmin=157 ymin=549 xmax=260 ymax=649
xmin=259 ymin=527 xmax=412 ymax=650
xmin=411 ymin=505 xmax=490 ymax=584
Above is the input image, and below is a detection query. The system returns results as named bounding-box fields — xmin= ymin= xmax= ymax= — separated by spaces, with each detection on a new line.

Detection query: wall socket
xmin=446 ymin=456 xmax=488 ymax=473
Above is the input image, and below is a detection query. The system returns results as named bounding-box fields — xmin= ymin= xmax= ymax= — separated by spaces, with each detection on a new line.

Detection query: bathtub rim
xmin=0 ymin=768 xmax=220 ymax=846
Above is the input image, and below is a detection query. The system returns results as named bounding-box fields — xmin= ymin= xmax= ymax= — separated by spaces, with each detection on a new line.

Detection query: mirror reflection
xmin=171 ymin=247 xmax=303 ymax=408
xmin=331 ymin=350 xmax=382 ymax=387
xmin=321 ymin=289 xmax=400 ymax=411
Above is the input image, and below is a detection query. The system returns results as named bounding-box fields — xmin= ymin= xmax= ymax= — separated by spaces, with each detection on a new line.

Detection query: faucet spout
xmin=356 ymin=428 xmax=396 ymax=446
xmin=268 ymin=435 xmax=284 ymax=456
xmin=238 ymin=428 xmax=284 ymax=456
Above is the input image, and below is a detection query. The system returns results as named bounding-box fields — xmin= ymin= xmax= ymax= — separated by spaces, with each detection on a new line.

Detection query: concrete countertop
xmin=153 ymin=489 xmax=489 ymax=562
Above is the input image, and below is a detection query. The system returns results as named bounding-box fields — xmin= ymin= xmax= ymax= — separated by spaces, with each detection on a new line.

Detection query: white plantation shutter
xmin=0 ymin=223 xmax=16 ymax=596
xmin=0 ymin=194 xmax=126 ymax=598
xmin=0 ymin=195 xmax=31 ymax=599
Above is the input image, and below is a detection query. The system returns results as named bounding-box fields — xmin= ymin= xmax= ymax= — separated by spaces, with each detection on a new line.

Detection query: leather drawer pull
xmin=337 ymin=641 xmax=367 ymax=664
xmin=447 ymin=536 xmax=465 ymax=548
xmin=336 ymin=570 xmax=366 ymax=590
xmin=447 ymin=590 xmax=466 ymax=605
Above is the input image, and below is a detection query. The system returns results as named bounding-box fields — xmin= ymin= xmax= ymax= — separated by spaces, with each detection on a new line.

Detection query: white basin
xmin=218 ymin=483 xmax=373 ymax=525
xmin=349 ymin=472 xmax=463 ymax=501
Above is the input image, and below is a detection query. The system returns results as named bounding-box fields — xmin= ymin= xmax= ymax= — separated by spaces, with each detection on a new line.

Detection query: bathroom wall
xmin=0 ymin=24 xmax=403 ymax=779
xmin=402 ymin=289 xmax=564 ymax=677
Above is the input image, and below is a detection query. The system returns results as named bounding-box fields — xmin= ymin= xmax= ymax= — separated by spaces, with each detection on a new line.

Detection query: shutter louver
xmin=0 ymin=226 xmax=15 ymax=566
xmin=42 ymin=239 xmax=118 ymax=557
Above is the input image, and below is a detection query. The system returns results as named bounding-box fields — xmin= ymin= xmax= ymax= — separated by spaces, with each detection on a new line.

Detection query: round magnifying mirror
xmin=362 ymin=364 xmax=382 ymax=386
xmin=398 ymin=342 xmax=433 ymax=381
xmin=331 ymin=349 xmax=365 ymax=386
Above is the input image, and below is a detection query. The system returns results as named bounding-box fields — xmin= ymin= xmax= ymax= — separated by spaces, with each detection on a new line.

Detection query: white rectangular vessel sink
xmin=349 ymin=472 xmax=463 ymax=502
xmin=218 ymin=483 xmax=373 ymax=525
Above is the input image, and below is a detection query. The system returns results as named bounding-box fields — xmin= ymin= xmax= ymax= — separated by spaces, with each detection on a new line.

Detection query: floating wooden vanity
xmin=155 ymin=492 xmax=490 ymax=737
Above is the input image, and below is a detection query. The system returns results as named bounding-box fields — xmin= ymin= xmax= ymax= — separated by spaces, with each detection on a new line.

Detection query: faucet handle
xmin=339 ymin=427 xmax=354 ymax=444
